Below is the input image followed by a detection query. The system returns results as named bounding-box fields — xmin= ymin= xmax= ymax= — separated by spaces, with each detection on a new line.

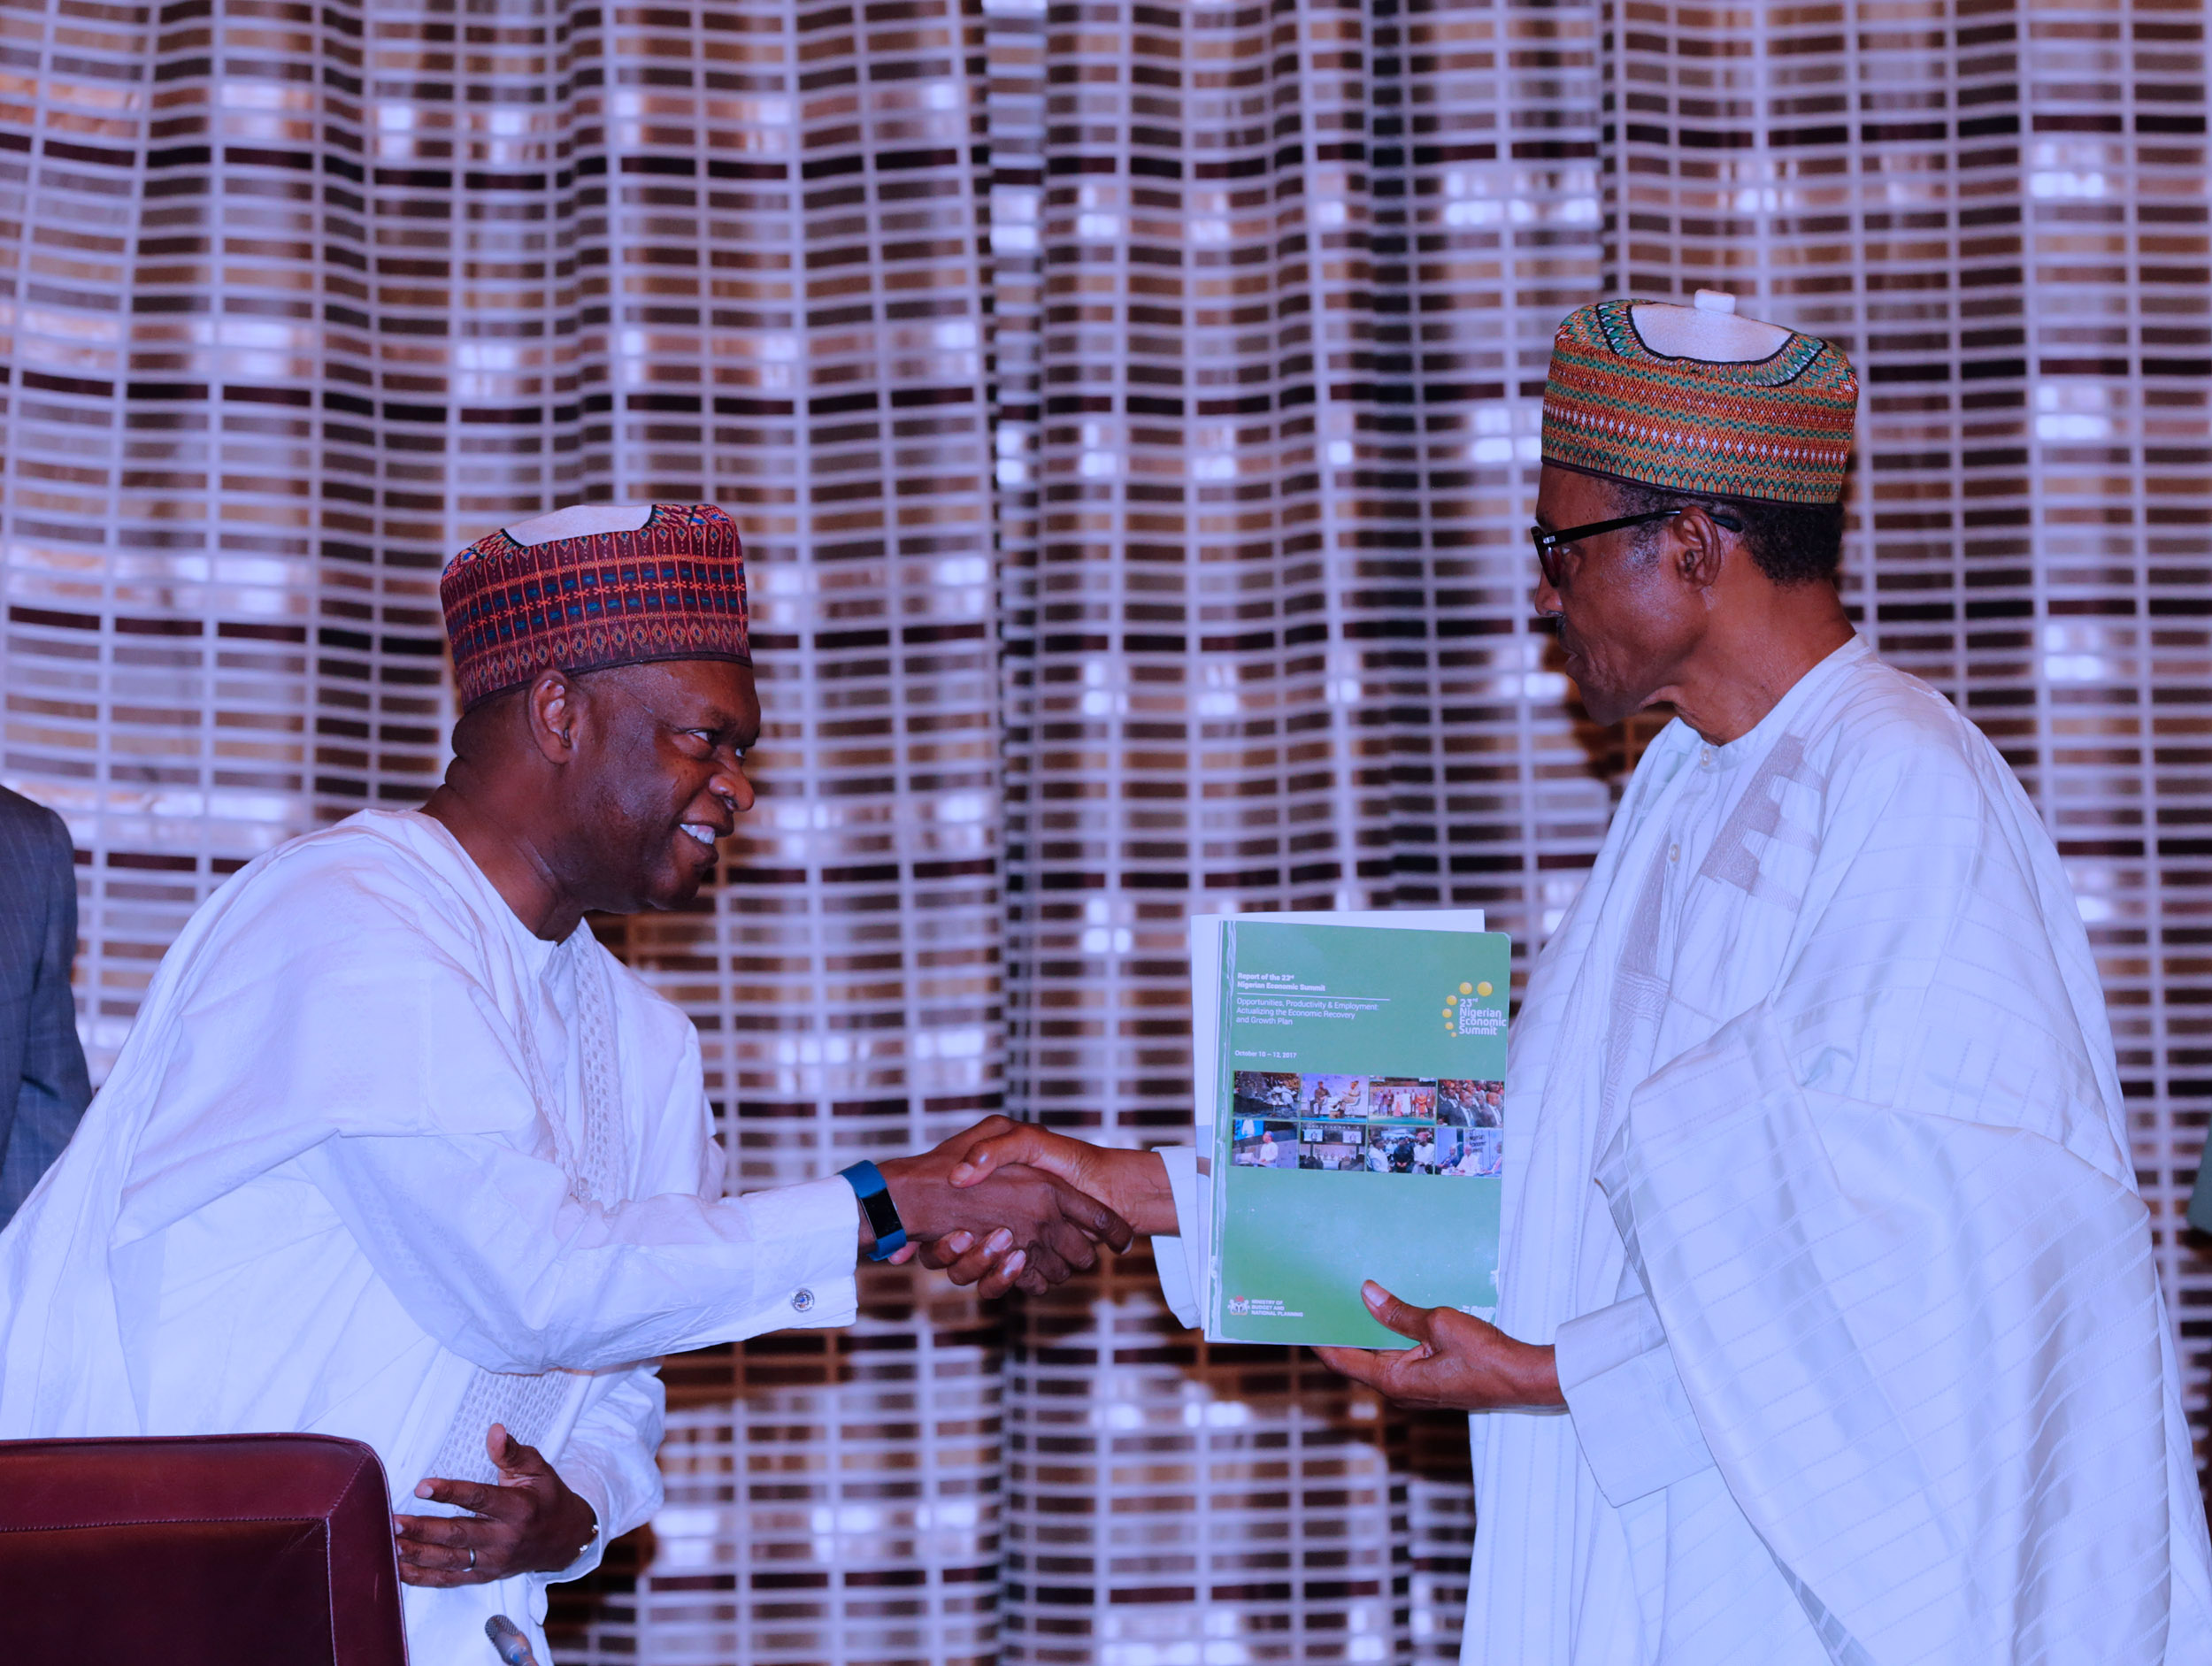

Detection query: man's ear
xmin=522 ymin=668 xmax=583 ymax=764
xmin=1671 ymin=505 xmax=1734 ymax=593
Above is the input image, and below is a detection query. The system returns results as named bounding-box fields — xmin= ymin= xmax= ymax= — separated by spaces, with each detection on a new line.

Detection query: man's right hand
xmin=876 ymin=1118 xmax=1135 ymax=1297
xmin=910 ymin=1120 xmax=1178 ymax=1292
xmin=945 ymin=1119 xmax=1178 ymax=1234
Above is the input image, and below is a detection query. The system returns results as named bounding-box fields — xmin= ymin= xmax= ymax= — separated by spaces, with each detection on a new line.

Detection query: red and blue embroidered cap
xmin=440 ymin=503 xmax=750 ymax=710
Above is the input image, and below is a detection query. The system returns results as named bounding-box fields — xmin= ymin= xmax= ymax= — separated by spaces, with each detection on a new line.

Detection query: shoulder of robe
xmin=1811 ymin=655 xmax=2016 ymax=826
xmin=191 ymin=812 xmax=508 ymax=986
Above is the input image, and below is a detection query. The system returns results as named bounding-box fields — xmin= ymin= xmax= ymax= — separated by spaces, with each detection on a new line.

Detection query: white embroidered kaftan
xmin=1155 ymin=637 xmax=2212 ymax=1662
xmin=0 ymin=810 xmax=862 ymax=1665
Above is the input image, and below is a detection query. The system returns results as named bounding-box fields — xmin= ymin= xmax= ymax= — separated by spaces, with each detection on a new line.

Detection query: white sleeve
xmin=1553 ymin=1294 xmax=1716 ymax=1506
xmin=301 ymin=1127 xmax=862 ymax=1373
xmin=1148 ymin=1145 xmax=1203 ymax=1330
xmin=109 ymin=866 xmax=864 ymax=1378
xmin=545 ymin=1365 xmax=666 ymax=1585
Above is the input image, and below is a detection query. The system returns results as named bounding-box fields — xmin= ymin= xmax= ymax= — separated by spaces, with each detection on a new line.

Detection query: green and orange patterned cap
xmin=1541 ymin=294 xmax=1857 ymax=504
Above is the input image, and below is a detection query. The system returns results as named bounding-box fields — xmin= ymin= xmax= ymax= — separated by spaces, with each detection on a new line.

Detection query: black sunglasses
xmin=1527 ymin=506 xmax=1742 ymax=590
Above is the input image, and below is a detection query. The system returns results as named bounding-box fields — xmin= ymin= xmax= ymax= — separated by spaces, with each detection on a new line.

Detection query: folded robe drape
xmin=1500 ymin=637 xmax=2212 ymax=1663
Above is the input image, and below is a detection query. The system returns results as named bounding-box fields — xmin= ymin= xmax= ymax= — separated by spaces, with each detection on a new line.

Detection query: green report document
xmin=1191 ymin=911 xmax=1509 ymax=1349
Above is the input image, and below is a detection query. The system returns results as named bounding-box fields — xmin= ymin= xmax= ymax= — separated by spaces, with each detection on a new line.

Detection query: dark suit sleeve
xmin=0 ymin=807 xmax=91 ymax=1224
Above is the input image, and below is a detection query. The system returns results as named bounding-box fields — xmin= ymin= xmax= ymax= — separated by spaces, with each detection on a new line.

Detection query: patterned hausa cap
xmin=1542 ymin=292 xmax=1857 ymax=503
xmin=441 ymin=503 xmax=749 ymax=710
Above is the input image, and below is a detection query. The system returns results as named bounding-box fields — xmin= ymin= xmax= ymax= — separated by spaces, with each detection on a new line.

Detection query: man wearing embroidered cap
xmin=1326 ymin=294 xmax=2212 ymax=1659
xmin=933 ymin=296 xmax=2212 ymax=1659
xmin=0 ymin=503 xmax=1131 ymax=1664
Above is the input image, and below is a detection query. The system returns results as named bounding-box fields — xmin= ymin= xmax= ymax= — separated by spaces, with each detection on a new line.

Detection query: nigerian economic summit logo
xmin=1444 ymin=979 xmax=1496 ymax=1036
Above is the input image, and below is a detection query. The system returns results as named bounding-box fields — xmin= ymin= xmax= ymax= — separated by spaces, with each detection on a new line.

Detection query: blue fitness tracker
xmin=839 ymin=1160 xmax=908 ymax=1262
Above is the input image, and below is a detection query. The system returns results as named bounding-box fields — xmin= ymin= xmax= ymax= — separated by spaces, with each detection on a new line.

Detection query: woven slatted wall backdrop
xmin=987 ymin=4 xmax=1602 ymax=1662
xmin=0 ymin=4 xmax=2205 ymax=1666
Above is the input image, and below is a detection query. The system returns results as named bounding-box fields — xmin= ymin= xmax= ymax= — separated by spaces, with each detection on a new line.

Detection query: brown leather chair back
xmin=0 ymin=1432 xmax=407 ymax=1666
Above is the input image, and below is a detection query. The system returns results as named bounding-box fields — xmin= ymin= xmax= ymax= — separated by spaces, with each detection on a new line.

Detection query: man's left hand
xmin=1313 ymin=1281 xmax=1565 ymax=1412
xmin=392 ymin=1423 xmax=598 ymax=1586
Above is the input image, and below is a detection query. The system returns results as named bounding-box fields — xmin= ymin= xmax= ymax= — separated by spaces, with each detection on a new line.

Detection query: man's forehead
xmin=1533 ymin=464 xmax=1615 ymax=521
xmin=608 ymin=659 xmax=759 ymax=728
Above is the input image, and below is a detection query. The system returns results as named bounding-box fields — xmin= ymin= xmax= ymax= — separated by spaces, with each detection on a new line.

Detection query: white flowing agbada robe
xmin=1154 ymin=637 xmax=2212 ymax=1663
xmin=0 ymin=809 xmax=862 ymax=1664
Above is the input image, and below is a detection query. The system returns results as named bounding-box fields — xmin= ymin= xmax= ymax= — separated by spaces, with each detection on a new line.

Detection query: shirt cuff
xmin=1149 ymin=1144 xmax=1202 ymax=1329
xmin=1555 ymin=1294 xmax=1717 ymax=1507
xmin=726 ymin=1174 xmax=861 ymax=1332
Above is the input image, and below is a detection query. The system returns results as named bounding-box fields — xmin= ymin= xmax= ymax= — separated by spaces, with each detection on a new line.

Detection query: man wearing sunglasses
xmin=937 ymin=293 xmax=2212 ymax=1662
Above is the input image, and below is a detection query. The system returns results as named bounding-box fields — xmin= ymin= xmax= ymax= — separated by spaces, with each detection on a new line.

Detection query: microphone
xmin=486 ymin=1615 xmax=543 ymax=1666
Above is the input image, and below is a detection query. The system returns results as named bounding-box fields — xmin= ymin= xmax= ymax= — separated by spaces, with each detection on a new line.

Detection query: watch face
xmin=862 ymin=1184 xmax=902 ymax=1235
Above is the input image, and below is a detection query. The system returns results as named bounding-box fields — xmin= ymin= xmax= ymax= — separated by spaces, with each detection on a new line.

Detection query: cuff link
xmin=791 ymin=1287 xmax=816 ymax=1313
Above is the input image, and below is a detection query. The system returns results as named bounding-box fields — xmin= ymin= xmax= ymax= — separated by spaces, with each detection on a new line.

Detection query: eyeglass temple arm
xmin=1531 ymin=504 xmax=1742 ymax=549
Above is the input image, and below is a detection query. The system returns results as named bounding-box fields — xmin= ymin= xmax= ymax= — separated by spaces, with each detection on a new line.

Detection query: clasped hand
xmin=876 ymin=1117 xmax=1140 ymax=1296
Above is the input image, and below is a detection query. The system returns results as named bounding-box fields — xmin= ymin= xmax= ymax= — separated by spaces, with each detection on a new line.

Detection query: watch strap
xmin=839 ymin=1160 xmax=908 ymax=1262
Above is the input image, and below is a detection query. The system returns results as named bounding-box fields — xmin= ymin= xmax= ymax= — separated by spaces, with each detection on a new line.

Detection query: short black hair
xmin=1608 ymin=476 xmax=1845 ymax=587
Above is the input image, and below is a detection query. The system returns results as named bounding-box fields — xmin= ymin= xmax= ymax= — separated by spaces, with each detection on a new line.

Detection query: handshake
xmin=863 ymin=1117 xmax=1180 ymax=1297
xmin=858 ymin=1114 xmax=1565 ymax=1416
